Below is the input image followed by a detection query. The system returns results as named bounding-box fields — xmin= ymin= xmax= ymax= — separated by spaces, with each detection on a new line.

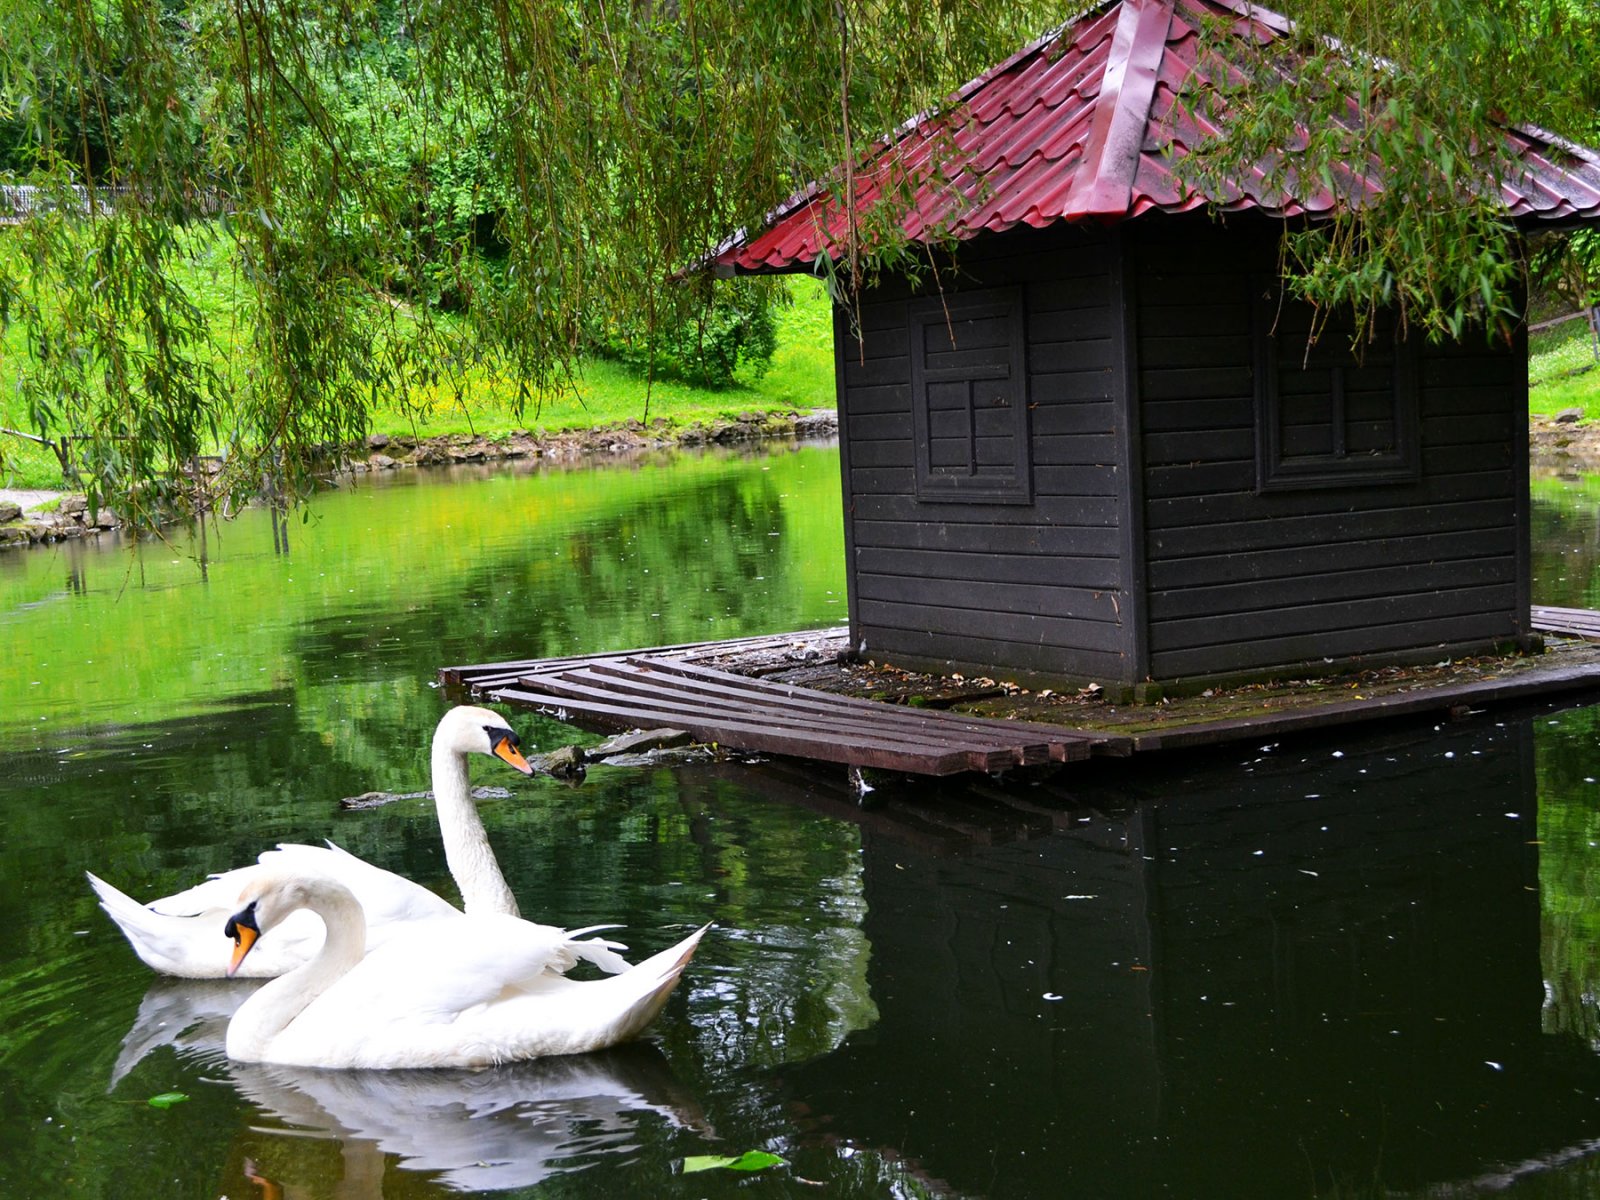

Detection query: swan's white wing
xmin=258 ymin=843 xmax=461 ymax=937
xmin=263 ymin=921 xmax=709 ymax=1069
xmin=309 ymin=915 xmax=588 ymax=1019
xmin=89 ymin=869 xmax=326 ymax=978
xmin=92 ymin=844 xmax=462 ymax=978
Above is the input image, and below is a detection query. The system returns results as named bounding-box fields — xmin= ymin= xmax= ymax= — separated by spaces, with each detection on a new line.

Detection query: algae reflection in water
xmin=0 ymin=443 xmax=847 ymax=749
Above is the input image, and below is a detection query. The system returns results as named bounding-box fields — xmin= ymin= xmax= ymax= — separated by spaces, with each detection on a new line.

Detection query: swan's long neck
xmin=225 ymin=885 xmax=367 ymax=1062
xmin=432 ymin=736 xmax=520 ymax=919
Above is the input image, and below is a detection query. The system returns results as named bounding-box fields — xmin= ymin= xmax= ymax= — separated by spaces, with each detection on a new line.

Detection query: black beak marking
xmin=225 ymin=900 xmax=260 ymax=942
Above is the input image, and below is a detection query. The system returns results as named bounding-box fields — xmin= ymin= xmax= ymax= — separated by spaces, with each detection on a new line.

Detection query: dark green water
xmin=5 ymin=448 xmax=1600 ymax=1197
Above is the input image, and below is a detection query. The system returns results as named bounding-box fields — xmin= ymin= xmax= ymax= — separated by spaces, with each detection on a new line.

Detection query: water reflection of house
xmin=765 ymin=717 xmax=1600 ymax=1195
xmin=708 ymin=0 xmax=1600 ymax=696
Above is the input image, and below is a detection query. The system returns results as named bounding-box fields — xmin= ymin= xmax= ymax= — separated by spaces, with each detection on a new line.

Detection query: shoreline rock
xmin=11 ymin=410 xmax=1590 ymax=549
xmin=0 ymin=408 xmax=839 ymax=551
xmin=1531 ymin=412 xmax=1600 ymax=474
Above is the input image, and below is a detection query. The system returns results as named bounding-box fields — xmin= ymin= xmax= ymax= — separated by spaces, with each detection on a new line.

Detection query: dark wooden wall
xmin=834 ymin=216 xmax=1529 ymax=688
xmin=1130 ymin=217 xmax=1529 ymax=681
xmin=837 ymin=223 xmax=1136 ymax=682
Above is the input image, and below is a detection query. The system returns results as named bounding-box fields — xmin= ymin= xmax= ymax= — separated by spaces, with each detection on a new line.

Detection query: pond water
xmin=5 ymin=444 xmax=1600 ymax=1197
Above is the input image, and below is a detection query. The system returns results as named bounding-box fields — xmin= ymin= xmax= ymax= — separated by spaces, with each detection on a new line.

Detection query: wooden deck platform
xmin=442 ymin=630 xmax=1119 ymax=775
xmin=441 ymin=612 xmax=1600 ymax=777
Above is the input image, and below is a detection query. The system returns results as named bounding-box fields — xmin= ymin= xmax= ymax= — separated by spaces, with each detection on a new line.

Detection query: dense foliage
xmin=1187 ymin=0 xmax=1600 ymax=346
xmin=0 ymin=0 xmax=1597 ymax=525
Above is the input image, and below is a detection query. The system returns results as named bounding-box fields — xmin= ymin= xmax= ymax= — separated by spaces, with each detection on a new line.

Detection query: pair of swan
xmin=89 ymin=705 xmax=706 ymax=1068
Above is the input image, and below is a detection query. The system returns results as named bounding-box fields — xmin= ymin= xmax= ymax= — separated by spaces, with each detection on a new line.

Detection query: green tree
xmin=1187 ymin=0 xmax=1600 ymax=343
xmin=1 ymin=0 xmax=1597 ymax=526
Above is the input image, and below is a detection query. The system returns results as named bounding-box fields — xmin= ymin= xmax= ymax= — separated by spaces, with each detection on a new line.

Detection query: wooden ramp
xmin=1532 ymin=605 xmax=1600 ymax=641
xmin=442 ymin=633 xmax=1120 ymax=776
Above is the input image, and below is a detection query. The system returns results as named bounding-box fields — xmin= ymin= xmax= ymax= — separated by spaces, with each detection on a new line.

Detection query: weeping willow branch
xmin=2 ymin=0 xmax=1594 ymax=527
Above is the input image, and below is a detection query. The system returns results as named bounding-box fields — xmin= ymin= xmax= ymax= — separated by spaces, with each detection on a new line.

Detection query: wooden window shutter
xmin=908 ymin=288 xmax=1033 ymax=504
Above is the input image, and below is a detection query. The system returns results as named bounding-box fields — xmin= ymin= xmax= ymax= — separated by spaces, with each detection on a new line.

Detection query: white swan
xmin=87 ymin=706 xmax=626 ymax=979
xmin=223 ymin=872 xmax=708 ymax=1069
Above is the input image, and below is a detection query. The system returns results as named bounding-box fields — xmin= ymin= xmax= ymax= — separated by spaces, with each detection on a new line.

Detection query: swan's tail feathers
xmin=615 ymin=923 xmax=711 ymax=1043
xmin=572 ymin=939 xmax=633 ymax=975
xmin=566 ymin=925 xmax=633 ymax=975
xmin=86 ymin=871 xmax=214 ymax=979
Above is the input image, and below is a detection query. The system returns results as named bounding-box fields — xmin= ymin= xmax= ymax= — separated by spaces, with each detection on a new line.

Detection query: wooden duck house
xmin=710 ymin=0 xmax=1600 ymax=694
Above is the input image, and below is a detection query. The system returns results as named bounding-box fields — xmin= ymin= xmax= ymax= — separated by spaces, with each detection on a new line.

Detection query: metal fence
xmin=0 ymin=184 xmax=224 ymax=223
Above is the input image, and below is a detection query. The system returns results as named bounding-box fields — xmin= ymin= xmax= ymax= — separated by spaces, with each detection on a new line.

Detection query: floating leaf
xmin=682 ymin=1150 xmax=786 ymax=1174
xmin=147 ymin=1092 xmax=189 ymax=1109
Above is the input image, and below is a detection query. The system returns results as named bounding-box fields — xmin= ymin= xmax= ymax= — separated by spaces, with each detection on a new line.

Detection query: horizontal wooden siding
xmin=1133 ymin=219 xmax=1525 ymax=680
xmin=841 ymin=225 xmax=1132 ymax=681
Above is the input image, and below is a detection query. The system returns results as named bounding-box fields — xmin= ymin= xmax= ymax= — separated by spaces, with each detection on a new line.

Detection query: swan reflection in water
xmin=114 ymin=978 xmax=712 ymax=1194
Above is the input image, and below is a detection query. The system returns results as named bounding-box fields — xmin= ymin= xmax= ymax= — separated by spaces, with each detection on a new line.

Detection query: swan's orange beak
xmin=492 ymin=735 xmax=534 ymax=775
xmin=225 ymin=905 xmax=261 ymax=977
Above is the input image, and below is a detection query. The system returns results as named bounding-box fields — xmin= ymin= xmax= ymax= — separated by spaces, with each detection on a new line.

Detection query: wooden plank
xmin=1146 ymin=527 xmax=1517 ymax=590
xmin=608 ymin=673 xmax=1094 ymax=765
xmin=1028 ymin=339 xmax=1117 ymax=374
xmin=1150 ymin=610 xmax=1518 ymax=678
xmin=1140 ymin=396 xmax=1251 ymax=434
xmin=625 ymin=657 xmax=1105 ymax=751
xmin=848 ymin=411 xmax=913 ymax=441
xmin=1130 ymin=659 xmax=1600 ymax=753
xmin=1030 ymin=400 xmax=1117 ymax=437
xmin=843 ymin=356 xmax=910 ymax=388
xmin=1136 ymin=300 xmax=1250 ymax=337
xmin=854 ymin=492 xmax=1120 ymax=527
xmin=857 ymin=573 xmax=1121 ymax=623
xmin=442 ymin=628 xmax=848 ymax=690
xmin=853 ymin=518 xmax=1122 ymax=558
xmin=862 ymin=626 xmax=1130 ymax=684
xmin=524 ymin=665 xmax=1058 ymax=763
xmin=1148 ymin=558 xmax=1515 ymax=621
xmin=855 ymin=597 xmax=1126 ymax=654
xmin=1029 ymin=368 xmax=1118 ymax=403
xmin=860 ymin=546 xmax=1121 ymax=589
xmin=472 ymin=643 xmax=1120 ymax=775
xmin=1146 ymin=499 xmax=1514 ymax=558
xmin=1138 ymin=333 xmax=1253 ymax=369
xmin=1149 ymin=582 xmax=1517 ymax=652
xmin=1144 ymin=470 xmax=1513 ymax=529
xmin=841 ymin=383 xmax=911 ymax=416
xmin=1138 ymin=364 xmax=1253 ymax=403
xmin=1143 ymin=428 xmax=1254 ymax=464
xmin=1532 ymin=606 xmax=1600 ymax=640
xmin=489 ymin=687 xmax=999 ymax=774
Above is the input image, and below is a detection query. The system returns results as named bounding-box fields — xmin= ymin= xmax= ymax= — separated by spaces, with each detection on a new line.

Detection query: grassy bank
xmin=0 ymin=226 xmax=836 ymax=491
xmin=1531 ymin=313 xmax=1600 ymax=416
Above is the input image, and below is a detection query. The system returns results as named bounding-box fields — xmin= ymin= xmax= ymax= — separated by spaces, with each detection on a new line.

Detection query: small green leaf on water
xmin=147 ymin=1092 xmax=189 ymax=1109
xmin=682 ymin=1150 xmax=786 ymax=1174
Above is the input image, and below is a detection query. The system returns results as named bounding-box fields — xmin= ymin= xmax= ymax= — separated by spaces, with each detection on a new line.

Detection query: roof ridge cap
xmin=1064 ymin=0 xmax=1176 ymax=219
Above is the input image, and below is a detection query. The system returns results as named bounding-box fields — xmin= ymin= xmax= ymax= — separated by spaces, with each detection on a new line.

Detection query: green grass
xmin=376 ymin=280 xmax=835 ymax=440
xmin=0 ymin=223 xmax=836 ymax=491
xmin=1530 ymin=313 xmax=1600 ymax=417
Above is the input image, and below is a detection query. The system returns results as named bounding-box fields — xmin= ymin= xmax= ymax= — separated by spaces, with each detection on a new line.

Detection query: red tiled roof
xmin=710 ymin=0 xmax=1600 ymax=275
